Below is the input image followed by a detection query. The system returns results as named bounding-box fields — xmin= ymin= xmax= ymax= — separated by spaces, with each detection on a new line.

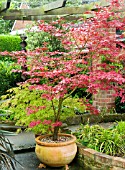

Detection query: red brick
xmin=112 ymin=157 xmax=125 ymax=168
xmin=80 ymin=148 xmax=97 ymax=160
xmin=95 ymin=152 xmax=113 ymax=165
xmin=110 ymin=167 xmax=125 ymax=170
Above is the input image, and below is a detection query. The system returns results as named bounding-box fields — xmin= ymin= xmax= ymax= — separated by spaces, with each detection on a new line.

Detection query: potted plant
xmin=0 ymin=1 xmax=125 ymax=167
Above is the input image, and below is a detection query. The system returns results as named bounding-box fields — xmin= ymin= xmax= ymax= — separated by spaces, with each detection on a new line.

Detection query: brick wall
xmin=93 ymin=90 xmax=116 ymax=111
xmin=77 ymin=145 xmax=125 ymax=170
xmin=92 ymin=28 xmax=116 ymax=112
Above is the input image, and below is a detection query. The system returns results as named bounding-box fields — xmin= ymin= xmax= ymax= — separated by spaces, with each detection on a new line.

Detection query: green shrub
xmin=115 ymin=97 xmax=125 ymax=113
xmin=0 ymin=61 xmax=22 ymax=96
xmin=26 ymin=29 xmax=64 ymax=52
xmin=0 ymin=35 xmax=21 ymax=52
xmin=75 ymin=122 xmax=125 ymax=157
xmin=0 ymin=85 xmax=86 ymax=134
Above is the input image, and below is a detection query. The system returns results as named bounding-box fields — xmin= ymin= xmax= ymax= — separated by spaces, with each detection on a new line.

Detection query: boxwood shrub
xmin=0 ymin=35 xmax=21 ymax=52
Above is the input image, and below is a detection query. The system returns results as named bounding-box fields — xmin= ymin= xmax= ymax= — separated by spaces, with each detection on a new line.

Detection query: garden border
xmin=66 ymin=114 xmax=125 ymax=170
xmin=77 ymin=143 xmax=125 ymax=170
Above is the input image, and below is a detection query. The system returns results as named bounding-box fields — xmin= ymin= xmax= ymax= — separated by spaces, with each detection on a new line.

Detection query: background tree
xmin=0 ymin=1 xmax=19 ymax=34
xmin=0 ymin=19 xmax=14 ymax=34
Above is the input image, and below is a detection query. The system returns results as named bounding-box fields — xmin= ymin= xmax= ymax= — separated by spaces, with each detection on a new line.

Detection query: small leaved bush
xmin=26 ymin=28 xmax=65 ymax=52
xmin=0 ymin=35 xmax=21 ymax=52
xmin=0 ymin=35 xmax=22 ymax=96
xmin=115 ymin=97 xmax=125 ymax=113
xmin=75 ymin=121 xmax=125 ymax=157
xmin=0 ymin=61 xmax=22 ymax=96
xmin=0 ymin=85 xmax=86 ymax=134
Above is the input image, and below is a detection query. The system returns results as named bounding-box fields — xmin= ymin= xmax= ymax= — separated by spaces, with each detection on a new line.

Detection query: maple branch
xmin=63 ymin=87 xmax=77 ymax=100
xmin=56 ymin=97 xmax=64 ymax=121
xmin=51 ymin=100 xmax=57 ymax=117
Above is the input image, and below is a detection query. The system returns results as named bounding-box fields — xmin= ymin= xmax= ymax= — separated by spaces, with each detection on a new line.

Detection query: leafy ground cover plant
xmin=0 ymin=0 xmax=125 ymax=141
xmin=74 ymin=121 xmax=125 ymax=157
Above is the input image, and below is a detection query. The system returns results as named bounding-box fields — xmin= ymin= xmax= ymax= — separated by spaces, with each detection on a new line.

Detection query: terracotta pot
xmin=35 ymin=133 xmax=77 ymax=167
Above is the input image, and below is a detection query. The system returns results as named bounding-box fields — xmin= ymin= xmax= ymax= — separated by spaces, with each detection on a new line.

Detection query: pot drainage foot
xmin=38 ymin=163 xmax=46 ymax=168
xmin=65 ymin=164 xmax=69 ymax=170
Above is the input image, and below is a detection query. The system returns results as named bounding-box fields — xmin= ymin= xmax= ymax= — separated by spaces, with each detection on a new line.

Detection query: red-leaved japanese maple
xmin=1 ymin=0 xmax=125 ymax=140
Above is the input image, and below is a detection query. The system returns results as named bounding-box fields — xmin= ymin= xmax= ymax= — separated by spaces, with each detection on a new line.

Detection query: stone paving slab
xmin=5 ymin=125 xmax=80 ymax=151
xmin=5 ymin=132 xmax=36 ymax=151
xmin=15 ymin=151 xmax=76 ymax=170
xmin=5 ymin=123 xmax=114 ymax=151
xmin=5 ymin=131 xmax=80 ymax=170
xmin=4 ymin=123 xmax=115 ymax=170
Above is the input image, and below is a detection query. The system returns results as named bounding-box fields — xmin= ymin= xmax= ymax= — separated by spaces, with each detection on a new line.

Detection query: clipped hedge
xmin=0 ymin=35 xmax=21 ymax=52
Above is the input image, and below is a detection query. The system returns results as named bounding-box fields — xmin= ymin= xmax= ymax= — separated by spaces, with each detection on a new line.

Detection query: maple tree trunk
xmin=53 ymin=126 xmax=59 ymax=141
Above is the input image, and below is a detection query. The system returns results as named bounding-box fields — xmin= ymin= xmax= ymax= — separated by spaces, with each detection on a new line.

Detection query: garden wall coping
xmin=65 ymin=113 xmax=125 ymax=125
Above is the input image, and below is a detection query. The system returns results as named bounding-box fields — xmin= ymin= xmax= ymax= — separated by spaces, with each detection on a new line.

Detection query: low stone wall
xmin=67 ymin=114 xmax=125 ymax=169
xmin=65 ymin=113 xmax=125 ymax=125
xmin=76 ymin=144 xmax=125 ymax=170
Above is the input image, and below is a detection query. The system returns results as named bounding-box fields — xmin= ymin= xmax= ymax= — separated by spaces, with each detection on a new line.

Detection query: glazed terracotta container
xmin=35 ymin=133 xmax=77 ymax=167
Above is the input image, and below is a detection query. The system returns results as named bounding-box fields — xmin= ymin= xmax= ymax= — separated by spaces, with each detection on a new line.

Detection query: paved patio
xmin=4 ymin=123 xmax=115 ymax=169
xmin=5 ymin=131 xmax=80 ymax=170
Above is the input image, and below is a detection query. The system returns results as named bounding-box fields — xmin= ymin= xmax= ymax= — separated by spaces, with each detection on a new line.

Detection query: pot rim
xmin=35 ymin=133 xmax=77 ymax=147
